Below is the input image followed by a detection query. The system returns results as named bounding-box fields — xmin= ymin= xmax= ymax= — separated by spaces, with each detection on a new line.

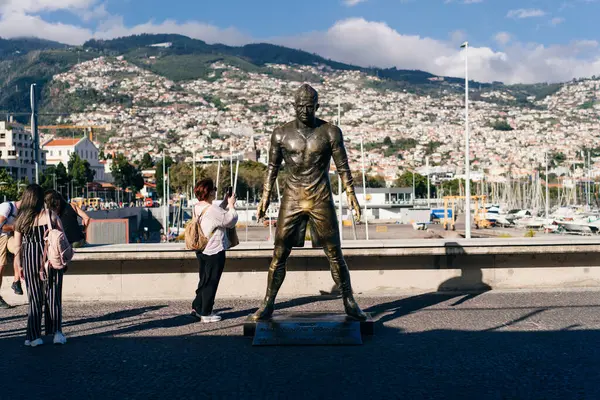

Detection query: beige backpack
xmin=185 ymin=206 xmax=213 ymax=251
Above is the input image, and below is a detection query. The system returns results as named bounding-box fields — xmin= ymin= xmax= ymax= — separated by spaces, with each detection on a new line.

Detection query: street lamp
xmin=461 ymin=41 xmax=472 ymax=239
xmin=162 ymin=150 xmax=168 ymax=236
xmin=30 ymin=84 xmax=39 ymax=184
xmin=426 ymin=156 xmax=430 ymax=209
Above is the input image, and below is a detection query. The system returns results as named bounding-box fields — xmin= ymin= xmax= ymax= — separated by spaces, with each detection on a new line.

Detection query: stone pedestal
xmin=244 ymin=312 xmax=374 ymax=346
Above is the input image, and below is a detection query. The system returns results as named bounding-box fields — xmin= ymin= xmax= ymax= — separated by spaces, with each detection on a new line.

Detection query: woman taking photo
xmin=14 ymin=184 xmax=67 ymax=347
xmin=44 ymin=190 xmax=90 ymax=248
xmin=191 ymin=178 xmax=237 ymax=323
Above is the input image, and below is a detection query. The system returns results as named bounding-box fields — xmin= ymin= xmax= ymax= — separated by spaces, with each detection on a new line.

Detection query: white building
xmin=99 ymin=159 xmax=114 ymax=183
xmin=42 ymin=136 xmax=105 ymax=181
xmin=0 ymin=121 xmax=46 ymax=182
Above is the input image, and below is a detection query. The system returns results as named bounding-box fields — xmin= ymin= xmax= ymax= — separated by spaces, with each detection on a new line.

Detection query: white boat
xmin=515 ymin=217 xmax=545 ymax=229
xmin=558 ymin=222 xmax=594 ymax=235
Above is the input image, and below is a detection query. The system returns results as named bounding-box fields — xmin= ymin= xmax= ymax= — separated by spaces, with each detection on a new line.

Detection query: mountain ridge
xmin=82 ymin=33 xmax=474 ymax=86
xmin=0 ymin=34 xmax=571 ymax=117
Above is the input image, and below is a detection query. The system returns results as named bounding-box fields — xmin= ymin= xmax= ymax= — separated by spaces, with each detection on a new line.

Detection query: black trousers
xmin=192 ymin=250 xmax=226 ymax=316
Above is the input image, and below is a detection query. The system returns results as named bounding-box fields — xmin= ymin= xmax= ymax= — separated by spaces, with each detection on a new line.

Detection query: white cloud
xmin=0 ymin=4 xmax=597 ymax=85
xmin=463 ymin=0 xmax=483 ymax=3
xmin=80 ymin=2 xmax=108 ymax=22
xmin=0 ymin=10 xmax=249 ymax=46
xmin=343 ymin=0 xmax=367 ymax=6
xmin=95 ymin=18 xmax=250 ymax=46
xmin=494 ymin=32 xmax=511 ymax=46
xmin=573 ymin=39 xmax=598 ymax=48
xmin=0 ymin=12 xmax=92 ymax=44
xmin=0 ymin=0 xmax=96 ymax=14
xmin=550 ymin=17 xmax=565 ymax=26
xmin=449 ymin=30 xmax=466 ymax=45
xmin=274 ymin=18 xmax=600 ymax=84
xmin=507 ymin=8 xmax=546 ymax=19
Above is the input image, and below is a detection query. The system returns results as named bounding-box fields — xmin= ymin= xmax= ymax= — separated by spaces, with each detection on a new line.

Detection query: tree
xmin=111 ymin=154 xmax=144 ymax=193
xmin=0 ymin=168 xmax=18 ymax=201
xmin=438 ymin=178 xmax=476 ymax=196
xmin=425 ymin=141 xmax=443 ymax=155
xmin=155 ymin=155 xmax=174 ymax=197
xmin=169 ymin=161 xmax=208 ymax=193
xmin=492 ymin=119 xmax=514 ymax=131
xmin=383 ymin=136 xmax=393 ymax=146
xmin=236 ymin=161 xmax=267 ymax=199
xmin=551 ymin=152 xmax=566 ymax=166
xmin=68 ymin=153 xmax=95 ymax=190
xmin=367 ymin=174 xmax=386 ymax=188
xmin=393 ymin=171 xmax=436 ymax=198
xmin=139 ymin=153 xmax=154 ymax=170
xmin=40 ymin=163 xmax=70 ymax=191
xmin=351 ymin=171 xmax=387 ymax=188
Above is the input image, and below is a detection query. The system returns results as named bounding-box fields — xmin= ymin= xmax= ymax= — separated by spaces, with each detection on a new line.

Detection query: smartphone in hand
xmin=226 ymin=186 xmax=233 ymax=197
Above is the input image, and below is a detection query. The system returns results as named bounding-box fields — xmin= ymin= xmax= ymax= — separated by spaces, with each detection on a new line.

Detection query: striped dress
xmin=22 ymin=224 xmax=63 ymax=341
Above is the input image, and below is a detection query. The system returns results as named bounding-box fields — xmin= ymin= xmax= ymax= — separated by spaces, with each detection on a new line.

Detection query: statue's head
xmin=294 ymin=84 xmax=319 ymax=125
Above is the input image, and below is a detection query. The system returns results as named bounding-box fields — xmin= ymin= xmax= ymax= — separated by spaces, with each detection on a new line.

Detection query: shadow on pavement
xmin=0 ymin=315 xmax=24 ymax=323
xmin=0 ymin=305 xmax=171 ymax=339
xmin=367 ymin=241 xmax=491 ymax=324
xmin=64 ymin=305 xmax=169 ymax=327
xmin=0 ymin=326 xmax=599 ymax=399
xmin=217 ymin=294 xmax=345 ymax=321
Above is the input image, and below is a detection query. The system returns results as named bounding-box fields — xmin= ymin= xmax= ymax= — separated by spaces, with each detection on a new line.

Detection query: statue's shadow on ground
xmin=366 ymin=241 xmax=491 ymax=326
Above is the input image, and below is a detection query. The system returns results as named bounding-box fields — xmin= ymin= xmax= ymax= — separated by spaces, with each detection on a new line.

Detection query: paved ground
xmin=2 ymin=290 xmax=600 ymax=399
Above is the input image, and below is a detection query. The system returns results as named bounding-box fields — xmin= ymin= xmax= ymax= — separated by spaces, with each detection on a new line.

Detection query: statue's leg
xmin=322 ymin=242 xmax=367 ymax=320
xmin=310 ymin=202 xmax=367 ymax=321
xmin=251 ymin=201 xmax=304 ymax=321
xmin=251 ymin=243 xmax=292 ymax=320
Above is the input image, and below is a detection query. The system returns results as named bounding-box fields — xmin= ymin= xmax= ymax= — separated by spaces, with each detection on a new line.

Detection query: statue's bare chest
xmin=282 ymin=129 xmax=330 ymax=165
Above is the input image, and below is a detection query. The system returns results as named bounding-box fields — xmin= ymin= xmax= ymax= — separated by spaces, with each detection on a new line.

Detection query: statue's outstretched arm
xmin=331 ymin=126 xmax=355 ymax=195
xmin=262 ymin=129 xmax=283 ymax=200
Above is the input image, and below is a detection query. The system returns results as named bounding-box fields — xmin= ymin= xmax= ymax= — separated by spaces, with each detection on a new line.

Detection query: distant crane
xmin=38 ymin=125 xmax=110 ymax=142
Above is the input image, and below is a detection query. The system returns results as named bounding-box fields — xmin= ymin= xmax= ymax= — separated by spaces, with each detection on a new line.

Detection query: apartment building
xmin=0 ymin=121 xmax=46 ymax=182
xmin=42 ymin=136 xmax=105 ymax=181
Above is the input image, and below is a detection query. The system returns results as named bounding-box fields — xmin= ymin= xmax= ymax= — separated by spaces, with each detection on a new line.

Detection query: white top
xmin=195 ymin=203 xmax=238 ymax=256
xmin=0 ymin=201 xmax=17 ymax=237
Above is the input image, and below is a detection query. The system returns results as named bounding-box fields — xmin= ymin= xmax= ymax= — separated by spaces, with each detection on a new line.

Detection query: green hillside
xmin=84 ymin=34 xmax=473 ymax=87
xmin=0 ymin=34 xmax=564 ymax=116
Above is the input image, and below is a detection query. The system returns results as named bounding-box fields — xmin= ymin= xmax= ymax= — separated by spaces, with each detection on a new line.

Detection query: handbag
xmin=227 ymin=227 xmax=239 ymax=249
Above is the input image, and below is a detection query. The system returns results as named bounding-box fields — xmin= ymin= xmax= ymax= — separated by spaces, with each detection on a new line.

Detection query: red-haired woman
xmin=191 ymin=178 xmax=237 ymax=322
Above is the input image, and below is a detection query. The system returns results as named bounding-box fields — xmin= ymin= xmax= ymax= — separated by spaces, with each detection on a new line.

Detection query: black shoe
xmin=11 ymin=280 xmax=23 ymax=295
xmin=189 ymin=310 xmax=202 ymax=321
xmin=0 ymin=296 xmax=10 ymax=309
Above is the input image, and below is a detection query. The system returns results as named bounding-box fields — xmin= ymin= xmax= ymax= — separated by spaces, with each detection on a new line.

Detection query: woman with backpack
xmin=44 ymin=190 xmax=90 ymax=248
xmin=191 ymin=178 xmax=237 ymax=323
xmin=13 ymin=184 xmax=67 ymax=347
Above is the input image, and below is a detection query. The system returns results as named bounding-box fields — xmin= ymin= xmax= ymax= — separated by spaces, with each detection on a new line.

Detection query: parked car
xmin=263 ymin=217 xmax=277 ymax=227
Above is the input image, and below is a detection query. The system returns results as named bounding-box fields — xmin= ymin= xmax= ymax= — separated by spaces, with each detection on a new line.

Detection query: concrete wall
xmin=87 ymin=219 xmax=129 ymax=245
xmin=5 ymin=238 xmax=600 ymax=303
xmin=87 ymin=208 xmax=145 ymax=230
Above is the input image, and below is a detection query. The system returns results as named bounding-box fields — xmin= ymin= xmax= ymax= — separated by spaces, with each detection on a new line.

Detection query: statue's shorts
xmin=274 ymin=196 xmax=340 ymax=249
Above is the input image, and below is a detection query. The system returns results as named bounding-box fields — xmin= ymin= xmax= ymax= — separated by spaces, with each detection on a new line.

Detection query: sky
xmin=0 ymin=0 xmax=599 ymax=84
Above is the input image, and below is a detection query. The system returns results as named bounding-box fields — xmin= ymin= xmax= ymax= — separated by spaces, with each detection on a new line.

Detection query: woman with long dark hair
xmin=13 ymin=184 xmax=67 ymax=347
xmin=191 ymin=178 xmax=237 ymax=322
xmin=45 ymin=190 xmax=90 ymax=248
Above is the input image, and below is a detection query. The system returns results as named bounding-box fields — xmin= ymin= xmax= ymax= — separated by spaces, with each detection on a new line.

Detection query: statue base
xmin=244 ymin=312 xmax=374 ymax=346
